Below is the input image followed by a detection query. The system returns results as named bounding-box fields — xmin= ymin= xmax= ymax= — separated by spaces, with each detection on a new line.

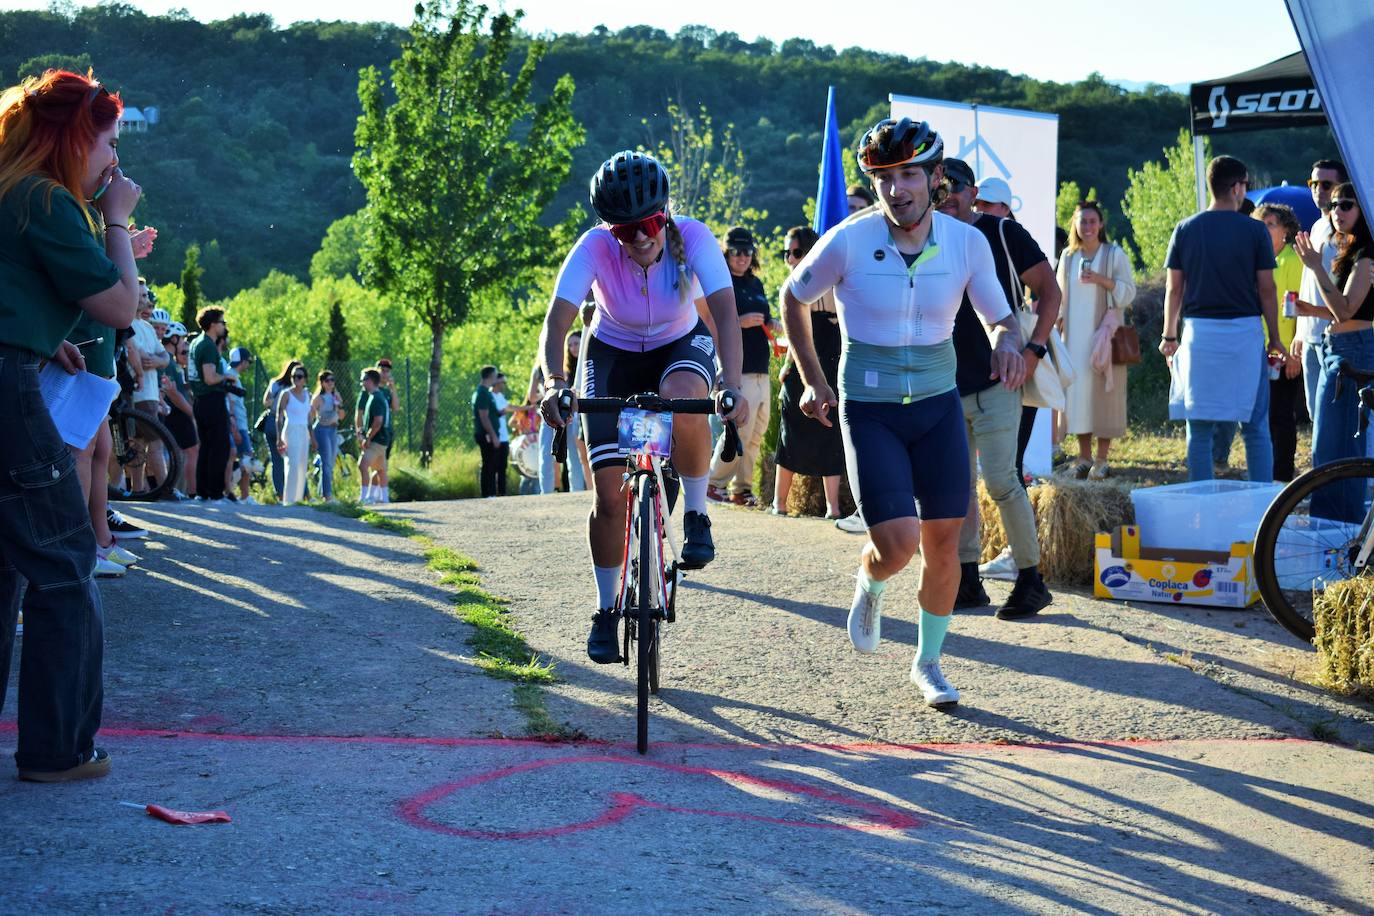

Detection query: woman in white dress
xmin=275 ymin=364 xmax=316 ymax=505
xmin=1057 ymin=201 xmax=1137 ymax=479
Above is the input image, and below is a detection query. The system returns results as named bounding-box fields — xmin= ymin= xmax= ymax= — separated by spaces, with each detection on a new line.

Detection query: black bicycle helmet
xmin=856 ymin=118 xmax=944 ymax=174
xmin=590 ymin=150 xmax=671 ymax=223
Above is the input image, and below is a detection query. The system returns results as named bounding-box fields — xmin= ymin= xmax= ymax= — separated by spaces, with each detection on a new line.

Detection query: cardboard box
xmin=1094 ymin=525 xmax=1258 ymax=608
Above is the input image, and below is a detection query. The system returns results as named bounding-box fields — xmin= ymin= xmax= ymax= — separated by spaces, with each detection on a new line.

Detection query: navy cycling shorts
xmin=581 ymin=320 xmax=717 ymax=472
xmin=840 ymin=388 xmax=970 ymax=525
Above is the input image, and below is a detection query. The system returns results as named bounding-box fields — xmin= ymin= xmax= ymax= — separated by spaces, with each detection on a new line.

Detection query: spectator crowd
xmin=1 ymin=65 xmax=1369 ymax=781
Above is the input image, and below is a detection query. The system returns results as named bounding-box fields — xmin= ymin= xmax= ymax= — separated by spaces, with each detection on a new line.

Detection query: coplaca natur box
xmin=1094 ymin=525 xmax=1258 ymax=608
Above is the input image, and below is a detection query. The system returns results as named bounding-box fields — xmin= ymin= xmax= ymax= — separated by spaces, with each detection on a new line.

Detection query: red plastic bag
xmin=146 ymin=804 xmax=232 ymax=825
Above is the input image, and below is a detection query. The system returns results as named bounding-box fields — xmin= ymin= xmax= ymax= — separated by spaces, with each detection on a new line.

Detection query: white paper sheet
xmin=38 ymin=363 xmax=121 ymax=450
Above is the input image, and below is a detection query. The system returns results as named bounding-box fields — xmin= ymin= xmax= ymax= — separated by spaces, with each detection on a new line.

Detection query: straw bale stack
xmin=1313 ymin=578 xmax=1374 ymax=693
xmin=977 ymin=477 xmax=1135 ymax=586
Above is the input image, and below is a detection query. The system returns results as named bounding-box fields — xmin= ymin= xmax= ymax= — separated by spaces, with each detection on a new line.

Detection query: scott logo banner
xmin=1191 ymin=77 xmax=1324 ymax=134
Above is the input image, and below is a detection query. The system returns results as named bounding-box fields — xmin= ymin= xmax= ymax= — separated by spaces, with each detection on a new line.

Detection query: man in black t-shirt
xmin=938 ymin=159 xmax=1062 ymax=621
xmin=1162 ymin=156 xmax=1280 ymax=483
xmin=707 ymin=227 xmax=779 ymax=506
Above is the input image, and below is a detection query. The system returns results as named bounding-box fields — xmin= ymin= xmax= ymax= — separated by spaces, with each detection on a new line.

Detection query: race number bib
xmin=617 ymin=408 xmax=673 ymax=458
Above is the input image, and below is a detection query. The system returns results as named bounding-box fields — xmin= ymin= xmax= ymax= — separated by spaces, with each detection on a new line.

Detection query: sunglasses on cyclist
xmin=1308 ymin=179 xmax=1337 ymax=191
xmin=1332 ymin=199 xmax=1359 ymax=213
xmin=780 ymin=247 xmax=806 ymax=260
xmin=607 ymin=211 xmax=667 ymax=244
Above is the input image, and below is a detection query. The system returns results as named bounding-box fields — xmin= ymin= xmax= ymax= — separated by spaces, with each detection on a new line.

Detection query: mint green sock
xmin=917 ymin=609 xmax=952 ymax=663
xmin=858 ymin=566 xmax=886 ymax=594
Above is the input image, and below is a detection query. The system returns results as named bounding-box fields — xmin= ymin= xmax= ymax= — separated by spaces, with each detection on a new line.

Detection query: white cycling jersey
xmin=789 ymin=209 xmax=1010 ymax=402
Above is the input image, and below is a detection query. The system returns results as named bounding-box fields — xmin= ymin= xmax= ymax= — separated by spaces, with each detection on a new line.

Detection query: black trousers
xmin=1015 ymin=405 xmax=1037 ymax=488
xmin=477 ymin=438 xmax=501 ymax=497
xmin=0 ymin=345 xmax=104 ymax=772
xmin=1269 ymin=373 xmax=1306 ymax=482
xmin=194 ymin=392 xmax=230 ymax=499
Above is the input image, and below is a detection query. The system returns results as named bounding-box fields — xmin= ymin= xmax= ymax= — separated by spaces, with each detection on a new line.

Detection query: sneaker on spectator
xmin=835 ymin=511 xmax=867 ymax=534
xmin=244 ymin=496 xmax=260 ymax=506
xmin=171 ymin=489 xmax=188 ymax=501
xmin=978 ymin=546 xmax=1017 ymax=582
xmin=706 ymin=485 xmax=730 ymax=504
xmin=106 ymin=509 xmax=149 ymax=539
xmin=94 ymin=557 xmax=126 ymax=578
xmin=98 ymin=542 xmax=140 ymax=567
xmin=729 ymin=491 xmax=757 ymax=507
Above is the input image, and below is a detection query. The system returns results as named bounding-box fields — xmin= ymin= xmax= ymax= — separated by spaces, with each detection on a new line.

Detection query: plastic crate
xmin=1130 ymin=480 xmax=1283 ymax=553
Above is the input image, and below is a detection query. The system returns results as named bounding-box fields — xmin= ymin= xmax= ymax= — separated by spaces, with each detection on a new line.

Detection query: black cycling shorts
xmin=840 ymin=388 xmax=970 ymax=525
xmin=581 ymin=319 xmax=717 ymax=472
xmin=164 ymin=409 xmax=199 ymax=450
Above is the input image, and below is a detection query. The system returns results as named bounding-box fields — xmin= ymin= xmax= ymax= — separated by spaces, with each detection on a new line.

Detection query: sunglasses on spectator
xmin=607 ymin=211 xmax=667 ymax=244
xmin=1308 ymin=179 xmax=1337 ymax=191
xmin=945 ymin=179 xmax=972 ymax=193
xmin=1332 ymin=199 xmax=1358 ymax=213
xmin=292 ymin=372 xmax=306 ymax=379
xmin=726 ymin=247 xmax=755 ymax=258
xmin=780 ymin=247 xmax=806 ymax=259
xmin=322 ymin=376 xmax=335 ymax=383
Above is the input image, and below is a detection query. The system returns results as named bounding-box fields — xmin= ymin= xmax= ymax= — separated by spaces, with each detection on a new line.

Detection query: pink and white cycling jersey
xmin=553 ymin=217 xmax=732 ymax=352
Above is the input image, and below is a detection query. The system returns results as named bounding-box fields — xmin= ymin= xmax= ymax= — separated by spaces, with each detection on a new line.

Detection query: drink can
xmin=1268 ymin=354 xmax=1282 ymax=381
xmin=1284 ymin=291 xmax=1297 ymax=318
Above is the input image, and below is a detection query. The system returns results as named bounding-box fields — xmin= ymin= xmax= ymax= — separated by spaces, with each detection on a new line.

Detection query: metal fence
xmin=243 ymin=357 xmax=491 ymax=451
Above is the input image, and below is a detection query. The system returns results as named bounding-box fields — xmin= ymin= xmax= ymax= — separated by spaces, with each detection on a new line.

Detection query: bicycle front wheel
xmin=107 ymin=409 xmax=182 ymax=502
xmin=1253 ymin=457 xmax=1374 ymax=645
xmin=635 ymin=474 xmax=659 ymax=755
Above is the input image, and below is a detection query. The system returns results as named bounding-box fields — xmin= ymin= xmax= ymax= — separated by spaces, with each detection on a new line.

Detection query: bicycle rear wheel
xmin=1253 ymin=457 xmax=1374 ymax=645
xmin=107 ymin=409 xmax=182 ymax=502
xmin=635 ymin=475 xmax=659 ymax=755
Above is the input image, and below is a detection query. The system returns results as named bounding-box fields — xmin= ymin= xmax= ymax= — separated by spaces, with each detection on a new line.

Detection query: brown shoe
xmin=18 ymin=748 xmax=111 ymax=783
xmin=729 ymin=491 xmax=758 ymax=507
xmin=706 ymin=485 xmax=730 ymax=503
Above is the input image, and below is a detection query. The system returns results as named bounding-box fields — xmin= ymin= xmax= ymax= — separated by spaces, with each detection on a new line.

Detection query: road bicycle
xmin=555 ymin=391 xmax=740 ymax=754
xmin=106 ymin=398 xmax=181 ymax=502
xmin=1253 ymin=370 xmax=1374 ymax=644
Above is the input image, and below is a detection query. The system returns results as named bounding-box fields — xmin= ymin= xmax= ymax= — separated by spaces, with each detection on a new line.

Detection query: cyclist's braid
xmin=665 ymin=216 xmax=693 ymax=304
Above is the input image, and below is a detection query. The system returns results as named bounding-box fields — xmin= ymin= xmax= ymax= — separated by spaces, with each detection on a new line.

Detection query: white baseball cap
xmin=975 ymin=177 xmax=1014 ymax=207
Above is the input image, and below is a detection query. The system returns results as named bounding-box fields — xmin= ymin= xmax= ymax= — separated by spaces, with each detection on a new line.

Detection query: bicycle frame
xmin=616 ymin=454 xmax=674 ymax=650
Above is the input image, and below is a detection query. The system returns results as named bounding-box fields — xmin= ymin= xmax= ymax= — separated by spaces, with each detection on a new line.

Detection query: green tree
xmin=1121 ymin=129 xmax=1209 ymax=273
xmin=353 ymin=0 xmax=584 ymax=462
xmin=326 ymin=298 xmax=350 ymax=363
xmin=1056 ymin=180 xmax=1083 ymax=231
xmin=310 ymin=211 xmax=367 ymax=283
xmin=179 ymin=243 xmax=202 ymax=328
xmin=645 ymin=100 xmax=765 ymax=235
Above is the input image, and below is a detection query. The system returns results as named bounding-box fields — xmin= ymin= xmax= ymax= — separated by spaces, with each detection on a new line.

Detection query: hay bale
xmin=1313 ymin=578 xmax=1374 ymax=693
xmin=977 ymin=477 xmax=1135 ymax=586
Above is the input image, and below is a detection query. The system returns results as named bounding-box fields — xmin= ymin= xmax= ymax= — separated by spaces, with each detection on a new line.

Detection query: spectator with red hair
xmin=0 ymin=69 xmax=144 ymax=782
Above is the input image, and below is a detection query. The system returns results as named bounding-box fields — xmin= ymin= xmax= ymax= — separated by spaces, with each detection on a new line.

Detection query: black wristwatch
xmin=1024 ymin=341 xmax=1048 ymax=359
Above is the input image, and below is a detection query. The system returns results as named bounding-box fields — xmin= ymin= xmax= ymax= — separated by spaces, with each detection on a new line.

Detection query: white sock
xmin=594 ymin=565 xmax=621 ymax=609
xmin=381 ymin=486 xmax=389 ymax=503
xmin=858 ymin=565 xmax=886 ymax=594
xmin=361 ymin=484 xmax=373 ymax=502
xmin=681 ymin=473 xmax=708 ymax=515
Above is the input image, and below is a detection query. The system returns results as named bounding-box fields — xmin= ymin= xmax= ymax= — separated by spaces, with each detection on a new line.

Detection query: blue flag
xmin=813 ymin=86 xmax=849 ymax=235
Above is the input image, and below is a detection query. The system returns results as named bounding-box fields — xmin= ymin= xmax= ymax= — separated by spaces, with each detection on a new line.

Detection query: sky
xmin=10 ymin=0 xmax=1302 ymax=86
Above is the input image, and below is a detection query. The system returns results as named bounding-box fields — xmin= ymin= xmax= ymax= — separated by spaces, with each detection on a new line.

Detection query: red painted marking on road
xmin=0 ymin=719 xmax=1316 ymax=755
xmin=395 ymin=755 xmax=922 ymax=840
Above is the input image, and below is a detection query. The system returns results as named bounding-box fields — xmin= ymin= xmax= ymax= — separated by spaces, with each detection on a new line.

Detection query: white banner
xmin=1285 ymin=0 xmax=1374 ymax=211
xmin=889 ymin=95 xmax=1060 ymax=261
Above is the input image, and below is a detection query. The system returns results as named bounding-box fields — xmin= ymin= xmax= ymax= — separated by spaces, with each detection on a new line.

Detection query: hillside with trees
xmin=1 ymin=3 xmax=1336 ymax=299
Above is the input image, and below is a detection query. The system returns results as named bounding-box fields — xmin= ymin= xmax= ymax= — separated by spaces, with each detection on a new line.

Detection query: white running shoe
xmin=848 ymin=576 xmax=884 ymax=653
xmin=98 ymin=543 xmax=140 ymax=566
xmin=835 ymin=511 xmax=867 ymax=534
xmin=94 ymin=557 xmax=126 ymax=578
xmin=910 ymin=658 xmax=960 ymax=706
xmin=978 ymin=546 xmax=1017 ymax=582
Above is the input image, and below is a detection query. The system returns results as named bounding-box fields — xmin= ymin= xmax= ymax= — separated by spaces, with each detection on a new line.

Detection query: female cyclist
xmin=539 ymin=150 xmax=747 ymax=664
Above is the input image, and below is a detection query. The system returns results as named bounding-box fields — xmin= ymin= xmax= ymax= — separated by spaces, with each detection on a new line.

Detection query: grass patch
xmin=311 ymin=499 xmax=563 ymax=735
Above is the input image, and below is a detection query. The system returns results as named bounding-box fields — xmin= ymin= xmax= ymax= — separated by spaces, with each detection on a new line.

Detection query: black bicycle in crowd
xmin=556 ymin=392 xmax=739 ymax=754
xmin=1254 ymin=369 xmax=1374 ymax=644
